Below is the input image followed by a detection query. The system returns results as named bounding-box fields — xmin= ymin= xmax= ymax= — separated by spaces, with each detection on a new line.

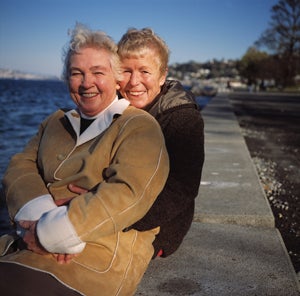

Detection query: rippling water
xmin=0 ymin=79 xmax=72 ymax=235
xmin=0 ymin=79 xmax=73 ymax=179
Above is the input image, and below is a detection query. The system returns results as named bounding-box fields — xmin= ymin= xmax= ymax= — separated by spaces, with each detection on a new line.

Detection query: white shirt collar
xmin=65 ymin=96 xmax=130 ymax=146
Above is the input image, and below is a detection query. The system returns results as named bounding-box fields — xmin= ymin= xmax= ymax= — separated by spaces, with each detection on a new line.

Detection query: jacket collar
xmin=144 ymin=80 xmax=198 ymax=117
xmin=65 ymin=97 xmax=130 ymax=146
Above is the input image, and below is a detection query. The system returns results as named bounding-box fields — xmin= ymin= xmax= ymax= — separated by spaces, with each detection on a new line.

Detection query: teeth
xmin=129 ymin=91 xmax=143 ymax=96
xmin=81 ymin=93 xmax=97 ymax=98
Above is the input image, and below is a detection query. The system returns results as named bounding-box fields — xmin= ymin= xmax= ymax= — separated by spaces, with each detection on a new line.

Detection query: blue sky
xmin=0 ymin=0 xmax=277 ymax=77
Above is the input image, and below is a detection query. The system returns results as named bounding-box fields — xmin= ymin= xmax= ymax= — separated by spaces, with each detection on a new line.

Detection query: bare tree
xmin=255 ymin=0 xmax=300 ymax=86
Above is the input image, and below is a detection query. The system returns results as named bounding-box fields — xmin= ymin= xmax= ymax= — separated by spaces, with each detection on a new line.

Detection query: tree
xmin=238 ymin=47 xmax=270 ymax=86
xmin=255 ymin=0 xmax=300 ymax=86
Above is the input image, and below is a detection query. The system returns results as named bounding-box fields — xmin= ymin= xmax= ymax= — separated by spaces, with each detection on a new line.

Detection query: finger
xmin=64 ymin=254 xmax=76 ymax=264
xmin=19 ymin=220 xmax=31 ymax=229
xmin=23 ymin=230 xmax=34 ymax=244
xmin=52 ymin=254 xmax=59 ymax=260
xmin=68 ymin=184 xmax=88 ymax=194
xmin=56 ymin=253 xmax=67 ymax=264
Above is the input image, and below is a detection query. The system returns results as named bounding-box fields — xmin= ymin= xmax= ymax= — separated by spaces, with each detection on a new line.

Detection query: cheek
xmin=118 ymin=79 xmax=129 ymax=92
xmin=68 ymin=80 xmax=78 ymax=93
xmin=118 ymin=80 xmax=125 ymax=88
xmin=119 ymin=74 xmax=130 ymax=86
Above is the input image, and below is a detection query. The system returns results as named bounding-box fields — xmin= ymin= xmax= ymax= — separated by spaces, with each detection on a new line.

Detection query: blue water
xmin=0 ymin=79 xmax=73 ymax=235
xmin=0 ymin=79 xmax=73 ymax=180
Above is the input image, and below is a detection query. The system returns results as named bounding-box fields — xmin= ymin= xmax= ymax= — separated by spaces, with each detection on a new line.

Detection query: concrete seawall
xmin=136 ymin=94 xmax=300 ymax=296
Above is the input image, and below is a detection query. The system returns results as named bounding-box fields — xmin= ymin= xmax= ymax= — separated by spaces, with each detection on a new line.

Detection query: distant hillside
xmin=0 ymin=68 xmax=59 ymax=80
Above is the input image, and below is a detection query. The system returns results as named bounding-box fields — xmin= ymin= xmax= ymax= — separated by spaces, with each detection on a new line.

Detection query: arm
xmin=36 ymin=112 xmax=169 ymax=254
xmin=157 ymin=107 xmax=204 ymax=217
xmin=20 ymin=220 xmax=78 ymax=264
xmin=69 ymin=108 xmax=204 ymax=228
xmin=133 ymin=107 xmax=204 ymax=228
xmin=3 ymin=115 xmax=57 ymax=220
xmin=2 ymin=112 xmax=79 ymax=261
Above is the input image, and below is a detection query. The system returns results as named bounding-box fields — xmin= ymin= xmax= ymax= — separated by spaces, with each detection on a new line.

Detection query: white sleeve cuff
xmin=14 ymin=194 xmax=57 ymax=221
xmin=37 ymin=206 xmax=86 ymax=254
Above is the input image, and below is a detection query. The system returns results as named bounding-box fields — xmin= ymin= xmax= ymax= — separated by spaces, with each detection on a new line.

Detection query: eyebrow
xmin=90 ymin=65 xmax=109 ymax=71
xmin=70 ymin=65 xmax=110 ymax=72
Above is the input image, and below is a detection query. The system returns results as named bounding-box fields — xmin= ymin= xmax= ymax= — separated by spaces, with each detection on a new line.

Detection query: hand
xmin=50 ymin=183 xmax=87 ymax=263
xmin=19 ymin=220 xmax=79 ymax=264
xmin=52 ymin=253 xmax=79 ymax=264
xmin=19 ymin=220 xmax=48 ymax=255
xmin=54 ymin=184 xmax=88 ymax=206
xmin=68 ymin=183 xmax=88 ymax=194
xmin=54 ymin=196 xmax=75 ymax=206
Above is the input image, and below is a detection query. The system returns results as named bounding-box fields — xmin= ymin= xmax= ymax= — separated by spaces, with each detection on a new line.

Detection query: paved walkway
xmin=136 ymin=94 xmax=300 ymax=296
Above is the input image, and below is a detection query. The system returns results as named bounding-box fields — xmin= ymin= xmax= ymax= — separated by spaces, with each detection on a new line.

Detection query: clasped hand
xmin=19 ymin=184 xmax=87 ymax=264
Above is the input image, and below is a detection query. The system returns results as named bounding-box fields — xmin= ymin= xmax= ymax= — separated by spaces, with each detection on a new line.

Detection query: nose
xmin=81 ymin=73 xmax=94 ymax=88
xmin=128 ymin=72 xmax=140 ymax=86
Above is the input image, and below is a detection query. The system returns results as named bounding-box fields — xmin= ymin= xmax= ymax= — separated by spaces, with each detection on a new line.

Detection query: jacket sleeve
xmin=132 ymin=107 xmax=204 ymax=229
xmin=37 ymin=113 xmax=169 ymax=253
xmin=3 ymin=114 xmax=56 ymax=219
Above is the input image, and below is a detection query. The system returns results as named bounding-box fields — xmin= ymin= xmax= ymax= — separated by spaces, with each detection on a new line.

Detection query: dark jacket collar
xmin=145 ymin=80 xmax=198 ymax=117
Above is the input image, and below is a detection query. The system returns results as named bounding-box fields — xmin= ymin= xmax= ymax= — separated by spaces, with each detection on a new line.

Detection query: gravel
xmin=229 ymin=92 xmax=300 ymax=274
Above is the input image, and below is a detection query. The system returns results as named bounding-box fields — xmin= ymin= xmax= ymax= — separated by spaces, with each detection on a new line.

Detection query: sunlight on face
xmin=119 ymin=49 xmax=167 ymax=109
xmin=68 ymin=47 xmax=119 ymax=117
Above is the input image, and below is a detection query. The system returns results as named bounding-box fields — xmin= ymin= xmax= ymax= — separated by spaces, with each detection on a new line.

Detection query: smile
xmin=128 ymin=91 xmax=144 ymax=96
xmin=81 ymin=93 xmax=98 ymax=98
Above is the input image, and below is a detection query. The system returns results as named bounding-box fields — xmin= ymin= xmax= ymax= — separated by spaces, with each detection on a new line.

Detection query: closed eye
xmin=70 ymin=71 xmax=82 ymax=76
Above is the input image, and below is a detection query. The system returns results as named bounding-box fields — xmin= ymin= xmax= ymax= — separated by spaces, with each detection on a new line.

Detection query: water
xmin=0 ymin=79 xmax=72 ymax=235
xmin=0 ymin=79 xmax=73 ymax=179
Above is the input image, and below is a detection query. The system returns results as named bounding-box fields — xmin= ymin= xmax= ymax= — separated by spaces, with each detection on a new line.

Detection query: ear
xmin=159 ymin=68 xmax=168 ymax=86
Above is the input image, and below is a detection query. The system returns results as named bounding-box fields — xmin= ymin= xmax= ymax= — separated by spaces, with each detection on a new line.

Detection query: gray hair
xmin=117 ymin=28 xmax=170 ymax=75
xmin=62 ymin=22 xmax=120 ymax=81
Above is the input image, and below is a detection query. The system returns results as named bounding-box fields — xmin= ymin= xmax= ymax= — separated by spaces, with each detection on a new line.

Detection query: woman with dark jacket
xmin=117 ymin=28 xmax=204 ymax=257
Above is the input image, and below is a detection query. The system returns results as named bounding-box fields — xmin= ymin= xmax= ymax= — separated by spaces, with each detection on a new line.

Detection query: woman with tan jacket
xmin=0 ymin=23 xmax=169 ymax=296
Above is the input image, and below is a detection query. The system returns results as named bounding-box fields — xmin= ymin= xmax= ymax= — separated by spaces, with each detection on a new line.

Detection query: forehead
xmin=122 ymin=46 xmax=157 ymax=58
xmin=70 ymin=47 xmax=111 ymax=66
xmin=121 ymin=48 xmax=161 ymax=66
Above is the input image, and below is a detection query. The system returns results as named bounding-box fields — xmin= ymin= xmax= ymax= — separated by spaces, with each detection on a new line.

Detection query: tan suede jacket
xmin=1 ymin=100 xmax=169 ymax=296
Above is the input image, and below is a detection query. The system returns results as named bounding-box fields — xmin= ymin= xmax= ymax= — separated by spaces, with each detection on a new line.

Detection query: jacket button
xmin=57 ymin=154 xmax=65 ymax=161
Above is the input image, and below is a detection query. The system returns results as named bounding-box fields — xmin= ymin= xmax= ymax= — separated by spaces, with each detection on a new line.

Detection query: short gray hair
xmin=62 ymin=22 xmax=120 ymax=81
xmin=118 ymin=28 xmax=170 ymax=75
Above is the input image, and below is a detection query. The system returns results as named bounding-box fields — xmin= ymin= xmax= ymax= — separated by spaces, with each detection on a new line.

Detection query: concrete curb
xmin=136 ymin=94 xmax=300 ymax=295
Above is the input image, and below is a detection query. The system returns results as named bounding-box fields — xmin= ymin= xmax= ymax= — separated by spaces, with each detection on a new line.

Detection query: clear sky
xmin=0 ymin=0 xmax=277 ymax=77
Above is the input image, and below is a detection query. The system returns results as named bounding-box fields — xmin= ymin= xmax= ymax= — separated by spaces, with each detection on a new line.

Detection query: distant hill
xmin=0 ymin=68 xmax=59 ymax=81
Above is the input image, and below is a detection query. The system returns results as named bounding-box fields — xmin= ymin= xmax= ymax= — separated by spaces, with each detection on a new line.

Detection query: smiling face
xmin=68 ymin=47 xmax=119 ymax=117
xmin=118 ymin=48 xmax=167 ymax=109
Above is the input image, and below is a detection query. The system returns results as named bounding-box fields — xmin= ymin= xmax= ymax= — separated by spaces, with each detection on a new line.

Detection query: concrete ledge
xmin=195 ymin=95 xmax=275 ymax=227
xmin=137 ymin=95 xmax=299 ymax=295
xmin=136 ymin=222 xmax=300 ymax=296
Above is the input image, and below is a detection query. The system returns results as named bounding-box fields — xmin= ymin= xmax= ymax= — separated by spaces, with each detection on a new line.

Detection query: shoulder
xmin=40 ymin=109 xmax=65 ymax=124
xmin=123 ymin=106 xmax=159 ymax=125
xmin=114 ymin=106 xmax=163 ymax=137
xmin=160 ymin=105 xmax=203 ymax=128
